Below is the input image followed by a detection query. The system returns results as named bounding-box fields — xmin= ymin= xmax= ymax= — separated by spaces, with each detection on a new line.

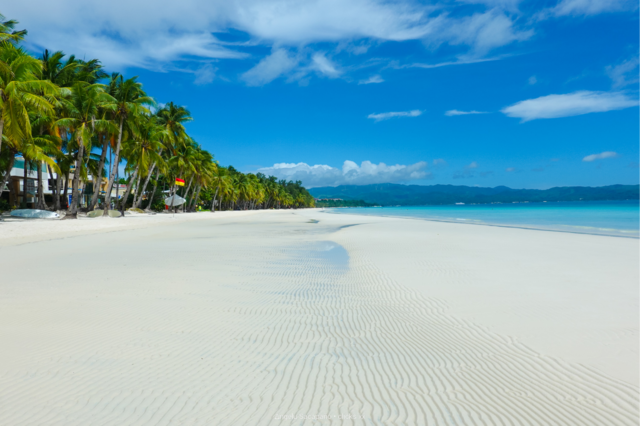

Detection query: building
xmin=1 ymin=158 xmax=128 ymax=209
xmin=1 ymin=158 xmax=51 ymax=208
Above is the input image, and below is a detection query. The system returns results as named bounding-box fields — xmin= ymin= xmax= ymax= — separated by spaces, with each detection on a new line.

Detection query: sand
xmin=0 ymin=210 xmax=637 ymax=425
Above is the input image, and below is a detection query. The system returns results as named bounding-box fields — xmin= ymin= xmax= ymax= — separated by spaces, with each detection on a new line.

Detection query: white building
xmin=1 ymin=158 xmax=128 ymax=209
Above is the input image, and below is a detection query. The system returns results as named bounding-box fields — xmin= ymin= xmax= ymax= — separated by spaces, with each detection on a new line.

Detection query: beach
xmin=0 ymin=210 xmax=637 ymax=425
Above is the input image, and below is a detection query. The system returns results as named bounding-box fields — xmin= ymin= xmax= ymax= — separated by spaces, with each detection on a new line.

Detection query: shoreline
xmin=324 ymin=208 xmax=640 ymax=239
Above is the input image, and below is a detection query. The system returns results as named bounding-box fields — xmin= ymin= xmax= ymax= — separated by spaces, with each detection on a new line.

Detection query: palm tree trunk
xmin=89 ymin=134 xmax=109 ymax=211
xmin=132 ymin=171 xmax=145 ymax=208
xmin=115 ymin=167 xmax=120 ymax=205
xmin=103 ymin=116 xmax=124 ymax=215
xmin=131 ymin=173 xmax=141 ymax=207
xmin=211 ymin=186 xmax=219 ymax=212
xmin=135 ymin=148 xmax=163 ymax=209
xmin=144 ymin=168 xmax=162 ymax=212
xmin=188 ymin=185 xmax=200 ymax=212
xmin=62 ymin=172 xmax=69 ymax=209
xmin=67 ymin=136 xmax=85 ymax=218
xmin=37 ymin=160 xmax=47 ymax=209
xmin=135 ymin=168 xmax=152 ymax=208
xmin=0 ymin=154 xmax=15 ymax=203
xmin=119 ymin=164 xmax=139 ymax=212
xmin=186 ymin=184 xmax=196 ymax=211
xmin=54 ymin=168 xmax=62 ymax=211
xmin=21 ymin=159 xmax=28 ymax=209
xmin=182 ymin=176 xmax=194 ymax=213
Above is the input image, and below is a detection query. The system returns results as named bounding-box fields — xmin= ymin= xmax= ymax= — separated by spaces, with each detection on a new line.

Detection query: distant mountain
xmin=309 ymin=183 xmax=640 ymax=206
xmin=314 ymin=199 xmax=372 ymax=208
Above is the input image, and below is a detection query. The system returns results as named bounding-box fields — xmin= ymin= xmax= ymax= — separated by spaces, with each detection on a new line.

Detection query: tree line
xmin=0 ymin=13 xmax=315 ymax=217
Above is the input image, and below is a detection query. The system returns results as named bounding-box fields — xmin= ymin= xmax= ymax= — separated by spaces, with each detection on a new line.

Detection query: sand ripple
xmin=0 ymin=215 xmax=637 ymax=425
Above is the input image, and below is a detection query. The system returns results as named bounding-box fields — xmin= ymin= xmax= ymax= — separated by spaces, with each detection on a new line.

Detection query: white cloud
xmin=433 ymin=158 xmax=447 ymax=166
xmin=456 ymin=0 xmax=522 ymax=12
xmin=528 ymin=75 xmax=537 ymax=85
xmin=582 ymin=151 xmax=618 ymax=162
xmin=403 ymin=55 xmax=507 ymax=70
xmin=445 ymin=109 xmax=487 ymax=116
xmin=501 ymin=91 xmax=638 ymax=122
xmin=430 ymin=10 xmax=533 ymax=55
xmin=257 ymin=160 xmax=430 ymax=187
xmin=310 ymin=53 xmax=341 ymax=77
xmin=4 ymin=0 xmax=533 ymax=76
xmin=606 ymin=56 xmax=639 ymax=89
xmin=551 ymin=0 xmax=637 ymax=16
xmin=359 ymin=75 xmax=384 ymax=84
xmin=241 ymin=49 xmax=299 ymax=86
xmin=193 ymin=64 xmax=218 ymax=85
xmin=368 ymin=110 xmax=422 ymax=121
xmin=242 ymin=50 xmax=343 ymax=86
xmin=505 ymin=167 xmax=516 ymax=172
xmin=467 ymin=161 xmax=479 ymax=168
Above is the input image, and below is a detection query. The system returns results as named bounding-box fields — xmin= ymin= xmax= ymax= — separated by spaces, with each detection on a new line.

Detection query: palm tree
xmin=40 ymin=50 xmax=80 ymax=87
xmin=0 ymin=44 xmax=57 ymax=198
xmin=119 ymin=114 xmax=166 ymax=210
xmin=32 ymin=134 xmax=61 ymax=209
xmin=55 ymin=82 xmax=115 ymax=218
xmin=139 ymin=103 xmax=192 ymax=210
xmin=180 ymin=144 xmax=210 ymax=212
xmin=164 ymin=141 xmax=198 ymax=212
xmin=35 ymin=50 xmax=81 ymax=210
xmin=185 ymin=146 xmax=215 ymax=212
xmin=0 ymin=13 xmax=27 ymax=44
xmin=103 ymin=76 xmax=153 ymax=216
xmin=74 ymin=59 xmax=108 ymax=84
xmin=210 ymin=165 xmax=231 ymax=212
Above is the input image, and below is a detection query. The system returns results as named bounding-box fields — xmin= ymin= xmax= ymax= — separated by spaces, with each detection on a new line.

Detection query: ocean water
xmin=327 ymin=200 xmax=640 ymax=238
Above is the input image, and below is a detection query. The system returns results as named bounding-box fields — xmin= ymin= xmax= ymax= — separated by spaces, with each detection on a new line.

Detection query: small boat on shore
xmin=10 ymin=209 xmax=60 ymax=219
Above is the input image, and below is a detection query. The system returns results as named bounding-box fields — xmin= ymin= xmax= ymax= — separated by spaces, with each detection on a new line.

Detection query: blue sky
xmin=7 ymin=0 xmax=639 ymax=188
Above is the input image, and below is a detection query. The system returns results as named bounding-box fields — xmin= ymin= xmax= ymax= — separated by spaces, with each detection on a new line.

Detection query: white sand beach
xmin=0 ymin=210 xmax=637 ymax=425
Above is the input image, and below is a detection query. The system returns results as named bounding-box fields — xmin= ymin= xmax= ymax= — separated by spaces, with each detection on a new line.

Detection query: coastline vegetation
xmin=314 ymin=199 xmax=373 ymax=208
xmin=0 ymin=13 xmax=315 ymax=217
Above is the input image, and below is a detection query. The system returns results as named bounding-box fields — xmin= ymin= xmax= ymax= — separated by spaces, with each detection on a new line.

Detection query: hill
xmin=314 ymin=199 xmax=373 ymax=208
xmin=308 ymin=183 xmax=639 ymax=206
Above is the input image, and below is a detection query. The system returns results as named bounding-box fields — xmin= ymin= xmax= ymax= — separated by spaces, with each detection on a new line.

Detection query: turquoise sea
xmin=327 ymin=200 xmax=640 ymax=238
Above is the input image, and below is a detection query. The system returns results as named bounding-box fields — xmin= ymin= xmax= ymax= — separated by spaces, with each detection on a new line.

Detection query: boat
xmin=10 ymin=209 xmax=60 ymax=219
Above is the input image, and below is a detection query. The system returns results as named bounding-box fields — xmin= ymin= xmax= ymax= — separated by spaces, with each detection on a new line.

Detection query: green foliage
xmin=315 ymin=199 xmax=372 ymax=208
xmin=149 ymin=196 xmax=166 ymax=212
